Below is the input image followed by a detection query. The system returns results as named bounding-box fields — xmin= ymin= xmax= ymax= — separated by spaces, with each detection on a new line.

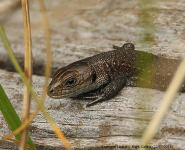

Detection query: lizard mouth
xmin=47 ymin=83 xmax=98 ymax=99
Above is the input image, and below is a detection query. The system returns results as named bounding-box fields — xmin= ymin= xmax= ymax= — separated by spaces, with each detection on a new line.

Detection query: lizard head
xmin=47 ymin=61 xmax=97 ymax=98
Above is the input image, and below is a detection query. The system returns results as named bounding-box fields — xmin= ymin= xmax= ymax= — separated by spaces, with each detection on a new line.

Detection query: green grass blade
xmin=0 ymin=84 xmax=36 ymax=149
xmin=0 ymin=16 xmax=72 ymax=150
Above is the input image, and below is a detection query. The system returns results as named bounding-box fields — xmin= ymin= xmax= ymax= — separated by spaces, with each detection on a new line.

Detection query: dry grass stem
xmin=20 ymin=0 xmax=32 ymax=149
xmin=140 ymin=57 xmax=185 ymax=149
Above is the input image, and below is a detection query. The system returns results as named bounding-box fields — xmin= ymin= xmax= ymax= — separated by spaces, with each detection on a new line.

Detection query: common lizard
xmin=47 ymin=43 xmax=184 ymax=107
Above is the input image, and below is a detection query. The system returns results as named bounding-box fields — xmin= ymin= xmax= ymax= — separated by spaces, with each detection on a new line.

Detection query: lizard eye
xmin=65 ymin=78 xmax=77 ymax=88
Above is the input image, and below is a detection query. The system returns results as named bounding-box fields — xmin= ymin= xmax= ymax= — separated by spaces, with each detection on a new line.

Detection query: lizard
xmin=47 ymin=43 xmax=184 ymax=107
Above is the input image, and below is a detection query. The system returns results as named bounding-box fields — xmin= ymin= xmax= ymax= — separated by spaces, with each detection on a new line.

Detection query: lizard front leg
xmin=85 ymin=75 xmax=128 ymax=107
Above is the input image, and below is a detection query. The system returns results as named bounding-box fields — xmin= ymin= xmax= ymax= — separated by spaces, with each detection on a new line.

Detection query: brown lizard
xmin=47 ymin=43 xmax=184 ymax=106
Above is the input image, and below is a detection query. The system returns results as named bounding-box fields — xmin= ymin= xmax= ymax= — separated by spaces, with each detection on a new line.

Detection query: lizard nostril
xmin=50 ymin=89 xmax=53 ymax=93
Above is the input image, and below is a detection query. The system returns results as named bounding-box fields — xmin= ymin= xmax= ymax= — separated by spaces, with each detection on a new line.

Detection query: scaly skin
xmin=47 ymin=43 xmax=183 ymax=106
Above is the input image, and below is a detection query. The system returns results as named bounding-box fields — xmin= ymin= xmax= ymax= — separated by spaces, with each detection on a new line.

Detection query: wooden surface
xmin=1 ymin=69 xmax=185 ymax=149
xmin=0 ymin=0 xmax=185 ymax=149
